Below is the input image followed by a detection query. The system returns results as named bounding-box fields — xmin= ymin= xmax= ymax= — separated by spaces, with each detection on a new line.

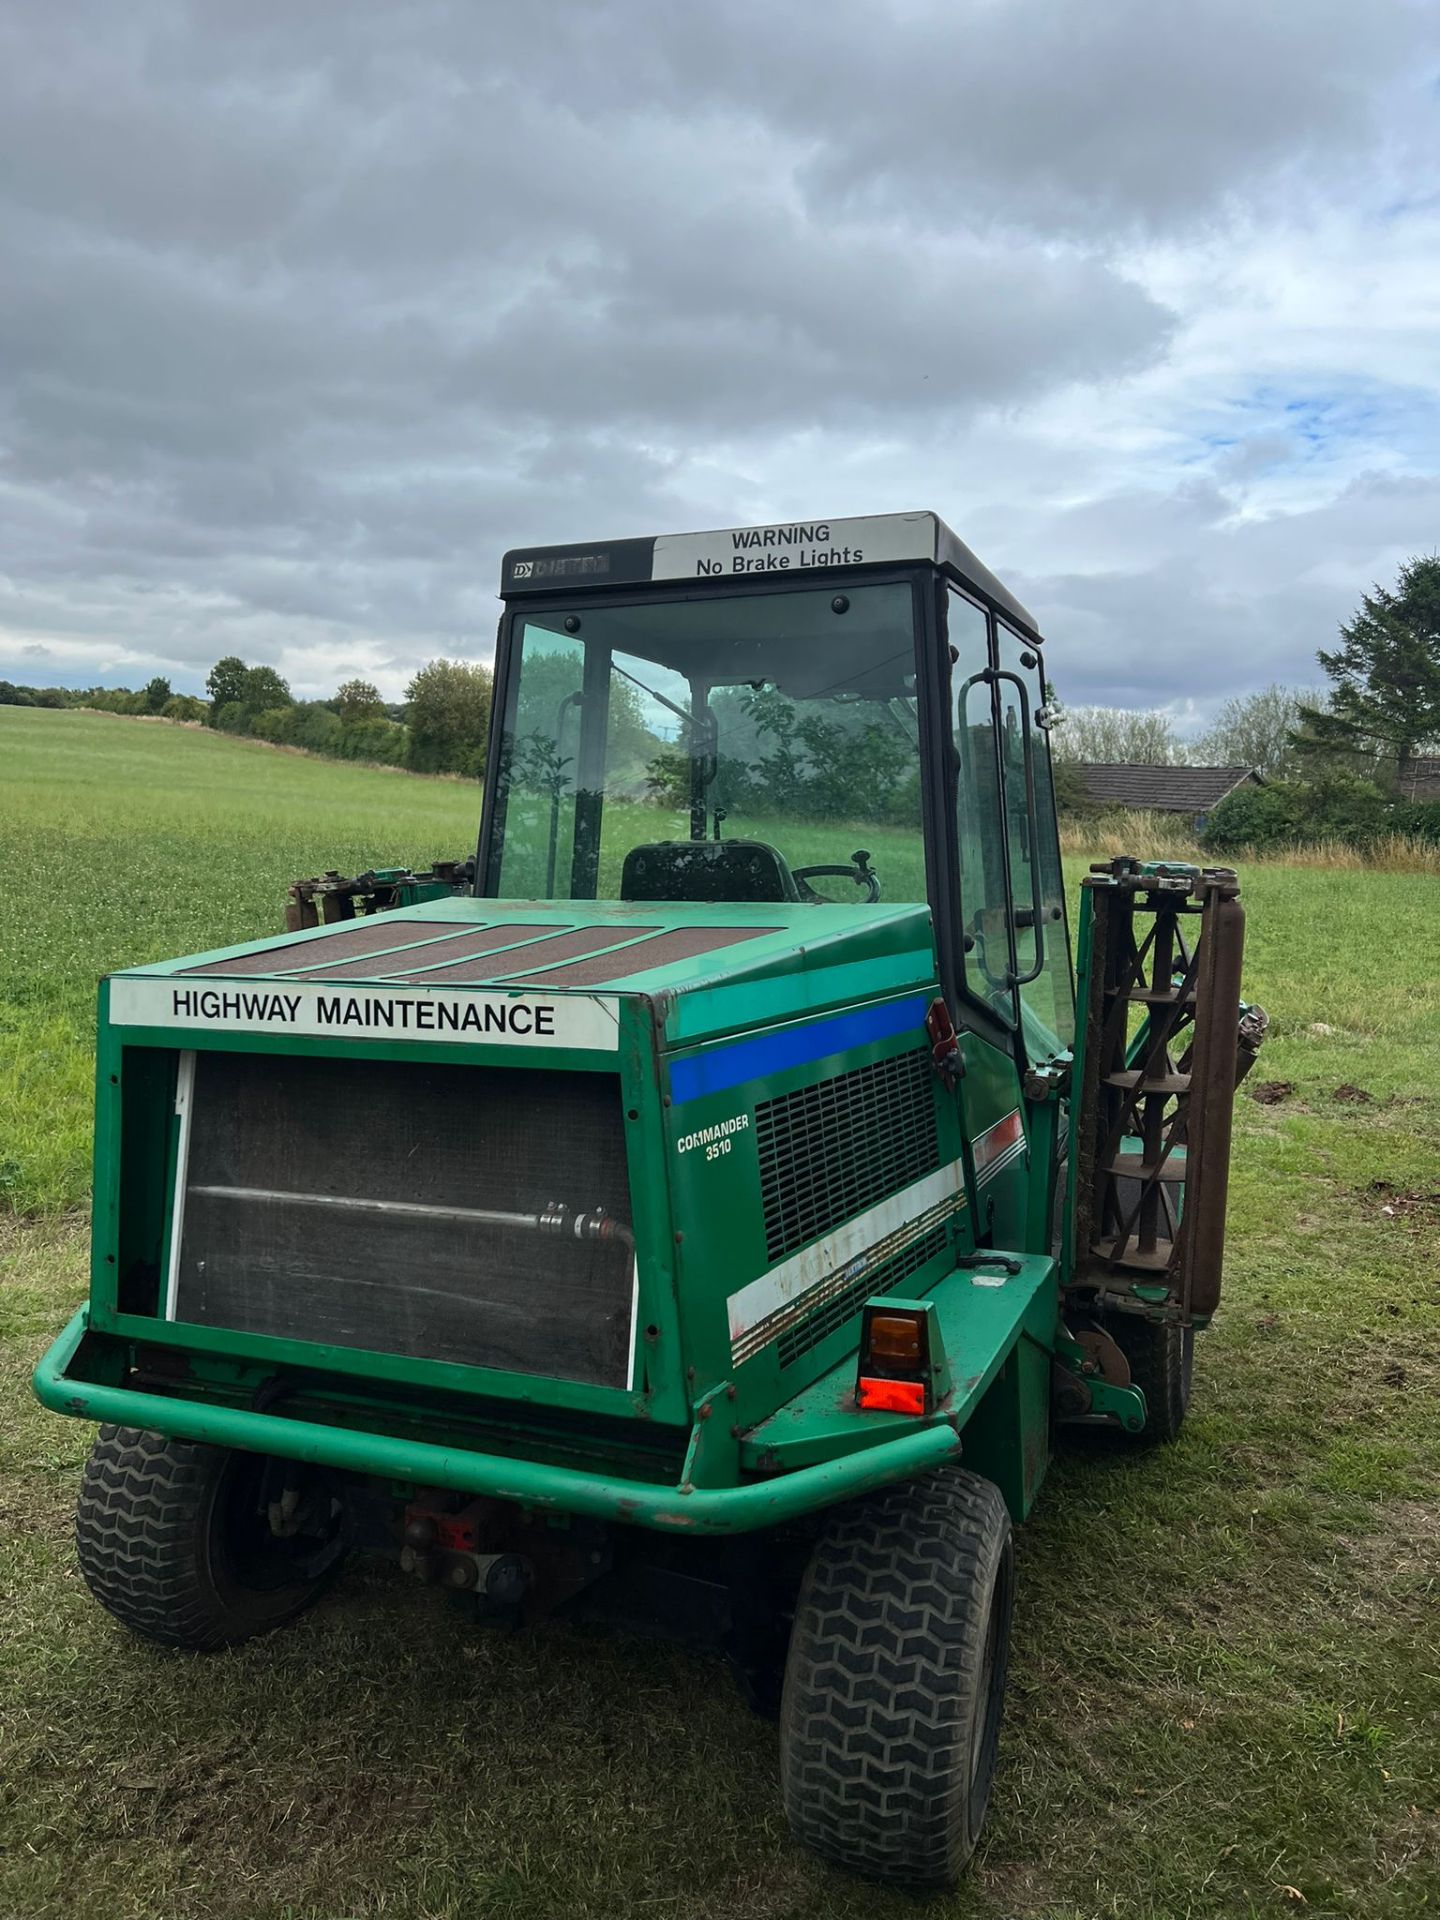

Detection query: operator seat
xmin=620 ymin=839 xmax=803 ymax=905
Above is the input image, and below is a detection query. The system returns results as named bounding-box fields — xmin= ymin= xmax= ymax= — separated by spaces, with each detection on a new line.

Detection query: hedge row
xmin=212 ymin=700 xmax=407 ymax=765
xmin=1199 ymin=774 xmax=1440 ymax=853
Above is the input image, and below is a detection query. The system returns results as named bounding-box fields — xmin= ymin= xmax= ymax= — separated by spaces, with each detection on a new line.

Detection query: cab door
xmin=945 ymin=590 xmax=1073 ymax=1251
xmin=991 ymin=621 xmax=1074 ymax=1064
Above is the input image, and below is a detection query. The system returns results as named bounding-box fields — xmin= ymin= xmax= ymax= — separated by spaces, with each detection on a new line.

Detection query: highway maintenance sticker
xmin=107 ymin=976 xmax=620 ymax=1052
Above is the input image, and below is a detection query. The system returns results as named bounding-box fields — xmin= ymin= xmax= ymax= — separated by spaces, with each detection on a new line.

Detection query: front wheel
xmin=779 ymin=1465 xmax=1013 ymax=1889
xmin=1107 ymin=1316 xmax=1194 ymax=1445
xmin=76 ymin=1426 xmax=345 ymax=1650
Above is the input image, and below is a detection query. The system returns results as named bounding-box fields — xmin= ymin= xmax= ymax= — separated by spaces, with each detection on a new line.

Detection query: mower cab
xmin=35 ymin=511 xmax=1257 ymax=1888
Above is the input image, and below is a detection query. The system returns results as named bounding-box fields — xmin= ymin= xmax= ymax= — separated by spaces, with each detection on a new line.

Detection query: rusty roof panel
xmin=179 ymin=918 xmax=464 ymax=978
xmin=508 ymin=924 xmax=780 ymax=987
xmin=287 ymin=923 xmax=557 ymax=982
xmin=385 ymin=925 xmax=661 ymax=985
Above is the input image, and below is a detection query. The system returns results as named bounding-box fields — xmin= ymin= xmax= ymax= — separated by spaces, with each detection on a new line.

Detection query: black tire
xmin=76 ymin=1425 xmax=345 ymax=1651
xmin=779 ymin=1466 xmax=1014 ymax=1889
xmin=1107 ymin=1316 xmax=1194 ymax=1445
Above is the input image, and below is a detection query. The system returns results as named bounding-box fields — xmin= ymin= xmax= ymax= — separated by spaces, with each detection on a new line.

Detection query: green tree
xmin=288 ymin=703 xmax=344 ymax=754
xmin=336 ymin=678 xmax=385 ymax=724
xmin=1200 ymin=772 xmax=1389 ymax=854
xmin=645 ymin=744 xmax=691 ymax=809
xmin=335 ymin=715 xmax=406 ymax=765
xmin=1194 ymin=683 xmax=1320 ymax=778
xmin=241 ymin=665 xmax=292 ymax=714
xmin=204 ymin=657 xmax=248 ymax=720
xmin=1049 ymin=705 xmax=1180 ymax=765
xmin=161 ymin=694 xmax=207 ymax=723
xmin=1295 ymin=556 xmax=1440 ymax=779
xmin=406 ymin=658 xmax=492 ymax=776
xmin=509 ymin=650 xmax=660 ymax=788
xmin=1050 ymin=758 xmax=1094 ymax=815
xmin=142 ymin=675 xmax=172 ymax=713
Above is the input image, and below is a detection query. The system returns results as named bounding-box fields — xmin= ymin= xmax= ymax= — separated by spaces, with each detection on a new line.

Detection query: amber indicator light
xmin=856 ymin=1305 xmax=932 ymax=1415
xmin=865 ymin=1312 xmax=925 ymax=1366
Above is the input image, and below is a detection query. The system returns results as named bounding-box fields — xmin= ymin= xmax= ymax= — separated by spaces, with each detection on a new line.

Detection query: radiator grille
xmin=776 ymin=1218 xmax=951 ymax=1370
xmin=172 ymin=1052 xmax=634 ymax=1389
xmin=755 ymin=1046 xmax=939 ymax=1262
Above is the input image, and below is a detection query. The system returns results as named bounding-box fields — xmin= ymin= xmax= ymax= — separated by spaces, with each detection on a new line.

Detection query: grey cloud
xmin=677 ymin=0 xmax=1427 ymax=233
xmin=1020 ymin=469 xmax=1440 ymax=715
xmin=0 ymin=0 xmax=1435 ymax=698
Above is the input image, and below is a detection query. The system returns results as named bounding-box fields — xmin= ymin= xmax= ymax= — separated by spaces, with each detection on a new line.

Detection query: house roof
xmin=1074 ymin=764 xmax=1263 ymax=813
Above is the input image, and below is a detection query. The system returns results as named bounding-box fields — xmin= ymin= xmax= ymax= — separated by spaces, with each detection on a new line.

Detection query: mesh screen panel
xmin=754 ymin=1046 xmax=939 ymax=1263
xmin=174 ymin=1052 xmax=634 ymax=1388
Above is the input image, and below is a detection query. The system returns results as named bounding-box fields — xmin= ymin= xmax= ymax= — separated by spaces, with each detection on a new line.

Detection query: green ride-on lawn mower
xmin=35 ymin=512 xmax=1264 ymax=1888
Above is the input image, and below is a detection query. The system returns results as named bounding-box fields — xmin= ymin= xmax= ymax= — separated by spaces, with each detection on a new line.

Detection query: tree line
xmin=1051 ymin=556 xmax=1439 ymax=775
xmin=0 ymin=655 xmax=495 ymax=779
xmin=202 ymin=654 xmax=491 ymax=776
xmin=4 ymin=554 xmax=1436 ymax=847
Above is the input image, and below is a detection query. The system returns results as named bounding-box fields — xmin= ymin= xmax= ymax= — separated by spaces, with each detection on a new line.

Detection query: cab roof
xmin=500 ymin=509 xmax=1040 ymax=640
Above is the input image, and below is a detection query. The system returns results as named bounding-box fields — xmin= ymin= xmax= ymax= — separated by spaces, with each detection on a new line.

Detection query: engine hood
xmin=105 ymin=897 xmax=941 ymax=1050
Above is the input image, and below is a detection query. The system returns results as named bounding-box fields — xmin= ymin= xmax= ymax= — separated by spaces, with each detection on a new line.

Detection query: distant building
xmin=1396 ymin=756 xmax=1440 ymax=802
xmin=1073 ymin=764 xmax=1263 ymax=830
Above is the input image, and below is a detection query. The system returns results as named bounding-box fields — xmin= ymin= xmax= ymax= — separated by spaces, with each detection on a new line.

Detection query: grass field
xmin=2 ymin=705 xmax=1439 ymax=1919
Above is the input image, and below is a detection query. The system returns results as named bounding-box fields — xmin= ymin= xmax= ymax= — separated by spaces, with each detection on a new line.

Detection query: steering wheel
xmin=793 ymin=849 xmax=881 ymax=905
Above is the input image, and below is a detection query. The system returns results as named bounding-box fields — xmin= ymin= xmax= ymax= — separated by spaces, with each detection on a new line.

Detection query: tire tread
xmin=779 ymin=1465 xmax=1012 ymax=1888
xmin=76 ymin=1425 xmax=331 ymax=1650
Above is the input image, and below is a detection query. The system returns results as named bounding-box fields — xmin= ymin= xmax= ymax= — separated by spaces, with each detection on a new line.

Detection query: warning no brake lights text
xmin=695 ymin=526 xmax=866 ymax=575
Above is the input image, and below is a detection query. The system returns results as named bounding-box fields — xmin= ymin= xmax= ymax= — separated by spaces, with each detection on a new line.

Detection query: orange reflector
xmin=857 ymin=1376 xmax=926 ymax=1415
xmin=865 ymin=1312 xmax=924 ymax=1365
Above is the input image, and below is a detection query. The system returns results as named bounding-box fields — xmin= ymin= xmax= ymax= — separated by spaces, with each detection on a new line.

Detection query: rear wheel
xmin=76 ymin=1425 xmax=344 ymax=1650
xmin=1107 ymin=1316 xmax=1194 ymax=1445
xmin=779 ymin=1465 xmax=1013 ymax=1889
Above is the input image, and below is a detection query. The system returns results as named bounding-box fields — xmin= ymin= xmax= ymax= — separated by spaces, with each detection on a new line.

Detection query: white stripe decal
xmin=729 ymin=1196 xmax=960 ymax=1366
xmin=726 ymin=1161 xmax=965 ymax=1350
xmin=626 ymin=1255 xmax=641 ymax=1393
xmin=975 ymin=1135 xmax=1028 ymax=1187
xmin=972 ymin=1108 xmax=1024 ymax=1177
xmin=163 ymin=1051 xmax=196 ymax=1320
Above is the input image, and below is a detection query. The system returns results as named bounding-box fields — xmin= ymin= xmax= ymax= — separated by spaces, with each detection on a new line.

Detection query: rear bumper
xmin=33 ymin=1308 xmax=961 ymax=1536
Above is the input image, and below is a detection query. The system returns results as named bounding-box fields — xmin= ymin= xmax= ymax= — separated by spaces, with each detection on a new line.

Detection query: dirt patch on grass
xmin=1339 ymin=1497 xmax=1440 ymax=1593
xmin=1251 ymin=1080 xmax=1296 ymax=1104
xmin=1367 ymin=1179 xmax=1440 ymax=1231
xmin=1332 ymin=1083 xmax=1375 ymax=1104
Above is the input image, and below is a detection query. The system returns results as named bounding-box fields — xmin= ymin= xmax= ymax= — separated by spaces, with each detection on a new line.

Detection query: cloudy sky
xmin=2 ymin=0 xmax=1437 ymax=723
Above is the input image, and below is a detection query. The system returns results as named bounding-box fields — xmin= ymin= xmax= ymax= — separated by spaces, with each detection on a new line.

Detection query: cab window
xmin=948 ymin=590 xmax=1014 ymax=1023
xmin=995 ymin=623 xmax=1074 ymax=1055
xmin=948 ymin=590 xmax=1074 ymax=1055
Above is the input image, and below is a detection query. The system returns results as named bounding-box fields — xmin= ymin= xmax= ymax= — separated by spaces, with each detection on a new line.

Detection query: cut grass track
xmin=2 ymin=705 xmax=1438 ymax=1918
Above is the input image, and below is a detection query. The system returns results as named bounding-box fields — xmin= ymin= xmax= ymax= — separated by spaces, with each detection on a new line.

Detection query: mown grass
xmin=2 ymin=705 xmax=1439 ymax=1918
xmin=0 ymin=707 xmax=483 ymax=1213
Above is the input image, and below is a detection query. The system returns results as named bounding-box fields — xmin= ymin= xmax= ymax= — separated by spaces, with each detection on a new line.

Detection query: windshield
xmin=487 ymin=582 xmax=925 ymax=907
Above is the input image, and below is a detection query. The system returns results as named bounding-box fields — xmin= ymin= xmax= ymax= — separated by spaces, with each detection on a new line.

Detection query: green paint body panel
xmin=34 ymin=1307 xmax=963 ymax=1535
xmin=41 ymin=894 xmax=1074 ymax=1530
xmin=741 ymin=1255 xmax=1054 ymax=1514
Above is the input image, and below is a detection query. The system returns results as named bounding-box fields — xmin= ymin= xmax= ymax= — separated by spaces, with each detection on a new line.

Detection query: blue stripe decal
xmin=669 ymin=994 xmax=931 ymax=1105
